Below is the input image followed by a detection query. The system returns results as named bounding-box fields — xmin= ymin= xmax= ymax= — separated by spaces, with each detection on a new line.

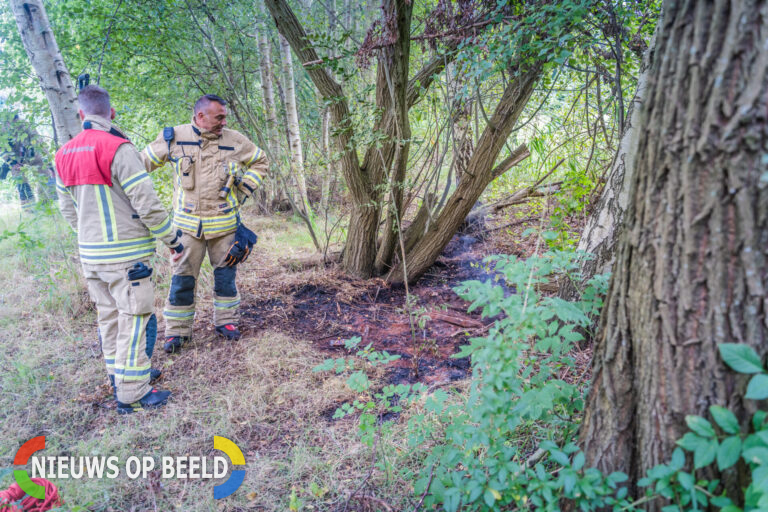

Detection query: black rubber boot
xmin=116 ymin=388 xmax=172 ymax=415
xmin=215 ymin=324 xmax=241 ymax=340
xmin=164 ymin=336 xmax=189 ymax=353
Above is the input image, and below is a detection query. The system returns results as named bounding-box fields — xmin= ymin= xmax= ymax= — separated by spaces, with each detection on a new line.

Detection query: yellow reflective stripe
xmin=148 ymin=216 xmax=173 ymax=238
xmin=202 ymin=217 xmax=237 ymax=227
xmin=94 ymin=186 xmax=110 ymax=241
xmin=79 ymin=248 xmax=156 ymax=264
xmin=227 ymin=162 xmax=240 ymax=208
xmin=122 ymin=171 xmax=150 ymax=193
xmin=243 ymin=170 xmax=263 ymax=185
xmin=244 ymin=147 xmax=262 ymax=166
xmin=175 ymin=161 xmax=185 ymax=212
xmin=145 ymin=146 xmax=161 ymax=165
xmin=129 ymin=316 xmax=145 ymax=367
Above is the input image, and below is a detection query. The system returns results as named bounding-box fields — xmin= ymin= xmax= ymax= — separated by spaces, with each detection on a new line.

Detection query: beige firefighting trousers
xmin=84 ymin=262 xmax=155 ymax=404
xmin=163 ymin=231 xmax=239 ymax=337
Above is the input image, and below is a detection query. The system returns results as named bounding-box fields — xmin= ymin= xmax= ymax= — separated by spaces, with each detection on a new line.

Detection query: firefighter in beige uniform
xmin=142 ymin=94 xmax=267 ymax=352
xmin=55 ymin=85 xmax=183 ymax=414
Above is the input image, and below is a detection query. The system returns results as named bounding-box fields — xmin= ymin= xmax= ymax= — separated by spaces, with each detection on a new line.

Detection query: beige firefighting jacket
xmin=141 ymin=121 xmax=267 ymax=239
xmin=55 ymin=115 xmax=181 ymax=269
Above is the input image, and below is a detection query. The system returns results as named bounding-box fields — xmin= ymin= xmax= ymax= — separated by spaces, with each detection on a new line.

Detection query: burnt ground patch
xmin=239 ymin=233 xmax=506 ymax=386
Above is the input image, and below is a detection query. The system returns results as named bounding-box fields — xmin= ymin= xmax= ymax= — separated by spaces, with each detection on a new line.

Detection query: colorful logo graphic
xmin=213 ymin=436 xmax=245 ymax=499
xmin=13 ymin=436 xmax=46 ymax=499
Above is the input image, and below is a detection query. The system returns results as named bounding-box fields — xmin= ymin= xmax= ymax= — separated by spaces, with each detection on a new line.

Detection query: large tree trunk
xmin=581 ymin=0 xmax=768 ymax=502
xmin=563 ymin=23 xmax=657 ymax=299
xmin=278 ymin=33 xmax=310 ymax=214
xmin=387 ymin=68 xmax=539 ymax=284
xmin=373 ymin=0 xmax=413 ymax=274
xmin=267 ymin=0 xmax=439 ymax=278
xmin=266 ymin=0 xmax=372 ymax=277
xmin=11 ymin=0 xmax=80 ymax=143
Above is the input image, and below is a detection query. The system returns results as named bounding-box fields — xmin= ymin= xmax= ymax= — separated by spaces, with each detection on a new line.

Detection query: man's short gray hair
xmin=194 ymin=94 xmax=227 ymax=115
xmin=78 ymin=85 xmax=111 ymax=117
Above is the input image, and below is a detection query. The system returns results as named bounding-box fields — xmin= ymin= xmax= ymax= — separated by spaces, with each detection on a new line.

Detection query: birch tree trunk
xmin=10 ymin=0 xmax=80 ymax=143
xmin=581 ymin=0 xmax=768 ymax=503
xmin=563 ymin=22 xmax=657 ymax=299
xmin=320 ymin=107 xmax=335 ymax=214
xmin=278 ymin=33 xmax=310 ymax=215
xmin=319 ymin=0 xmax=337 ymax=215
xmin=257 ymin=15 xmax=281 ymax=209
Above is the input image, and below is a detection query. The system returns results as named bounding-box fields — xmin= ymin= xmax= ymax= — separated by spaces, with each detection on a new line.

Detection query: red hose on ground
xmin=0 ymin=479 xmax=61 ymax=511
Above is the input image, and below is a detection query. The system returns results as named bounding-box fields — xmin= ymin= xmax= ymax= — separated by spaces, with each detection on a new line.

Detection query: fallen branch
xmin=428 ymin=311 xmax=483 ymax=329
xmin=484 ymin=215 xmax=538 ymax=233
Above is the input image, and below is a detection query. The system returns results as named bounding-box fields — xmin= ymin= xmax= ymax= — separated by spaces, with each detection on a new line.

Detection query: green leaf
xmin=687 ymin=415 xmax=716 ymax=437
xmin=710 ymin=496 xmax=733 ymax=507
xmin=678 ymin=432 xmax=706 ymax=451
xmin=484 ymin=488 xmax=499 ymax=507
xmin=572 ymin=451 xmax=585 ymax=471
xmin=743 ymin=446 xmax=768 ymax=465
xmin=677 ymin=471 xmax=695 ymax=491
xmin=754 ymin=410 xmax=768 ymax=430
xmin=550 ymin=449 xmax=570 ymax=467
xmin=670 ymin=448 xmax=686 ymax=470
xmin=719 ymin=344 xmax=765 ymax=374
xmin=747 ymin=374 xmax=768 ymax=400
xmin=717 ymin=436 xmax=742 ymax=470
xmin=710 ymin=405 xmax=741 ymax=434
xmin=694 ymin=438 xmax=717 ymax=469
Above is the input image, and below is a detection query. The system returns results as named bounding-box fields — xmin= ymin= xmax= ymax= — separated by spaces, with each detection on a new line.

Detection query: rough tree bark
xmin=563 ymin=22 xmax=657 ymax=298
xmin=386 ymin=67 xmax=539 ymax=284
xmin=373 ymin=0 xmax=413 ymax=274
xmin=266 ymin=0 xmax=448 ymax=278
xmin=278 ymin=33 xmax=310 ymax=214
xmin=448 ymin=63 xmax=474 ymax=184
xmin=11 ymin=0 xmax=81 ymax=143
xmin=581 ymin=0 xmax=768 ymax=503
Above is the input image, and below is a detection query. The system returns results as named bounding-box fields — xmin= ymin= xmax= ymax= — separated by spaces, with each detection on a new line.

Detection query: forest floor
xmin=0 ymin=201 xmax=585 ymax=511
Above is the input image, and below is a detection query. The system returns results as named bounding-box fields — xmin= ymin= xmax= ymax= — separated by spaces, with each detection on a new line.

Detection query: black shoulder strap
xmin=109 ymin=127 xmax=129 ymax=141
xmin=163 ymin=127 xmax=175 ymax=156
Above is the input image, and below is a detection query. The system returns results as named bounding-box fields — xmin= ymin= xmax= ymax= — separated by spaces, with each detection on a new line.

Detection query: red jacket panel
xmin=55 ymin=129 xmax=128 ymax=187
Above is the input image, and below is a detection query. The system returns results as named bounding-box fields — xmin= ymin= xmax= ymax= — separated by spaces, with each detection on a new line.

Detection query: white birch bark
xmin=572 ymin=25 xmax=657 ymax=283
xmin=278 ymin=33 xmax=310 ymax=214
xmin=10 ymin=0 xmax=81 ymax=143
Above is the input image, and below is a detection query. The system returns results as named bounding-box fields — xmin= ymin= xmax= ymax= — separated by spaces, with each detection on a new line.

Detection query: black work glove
xmin=224 ymin=223 xmax=258 ymax=266
xmin=169 ymin=229 xmax=184 ymax=254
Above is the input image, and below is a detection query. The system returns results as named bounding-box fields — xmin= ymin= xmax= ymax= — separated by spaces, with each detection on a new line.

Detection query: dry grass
xmin=0 ymin=208 xmax=433 ymax=511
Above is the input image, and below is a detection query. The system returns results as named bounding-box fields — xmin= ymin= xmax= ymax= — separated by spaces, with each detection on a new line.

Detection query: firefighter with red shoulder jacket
xmin=141 ymin=94 xmax=267 ymax=353
xmin=54 ymin=85 xmax=184 ymax=415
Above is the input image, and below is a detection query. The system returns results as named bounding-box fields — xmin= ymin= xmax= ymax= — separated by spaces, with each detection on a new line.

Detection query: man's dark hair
xmin=194 ymin=94 xmax=227 ymax=115
xmin=78 ymin=85 xmax=111 ymax=117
